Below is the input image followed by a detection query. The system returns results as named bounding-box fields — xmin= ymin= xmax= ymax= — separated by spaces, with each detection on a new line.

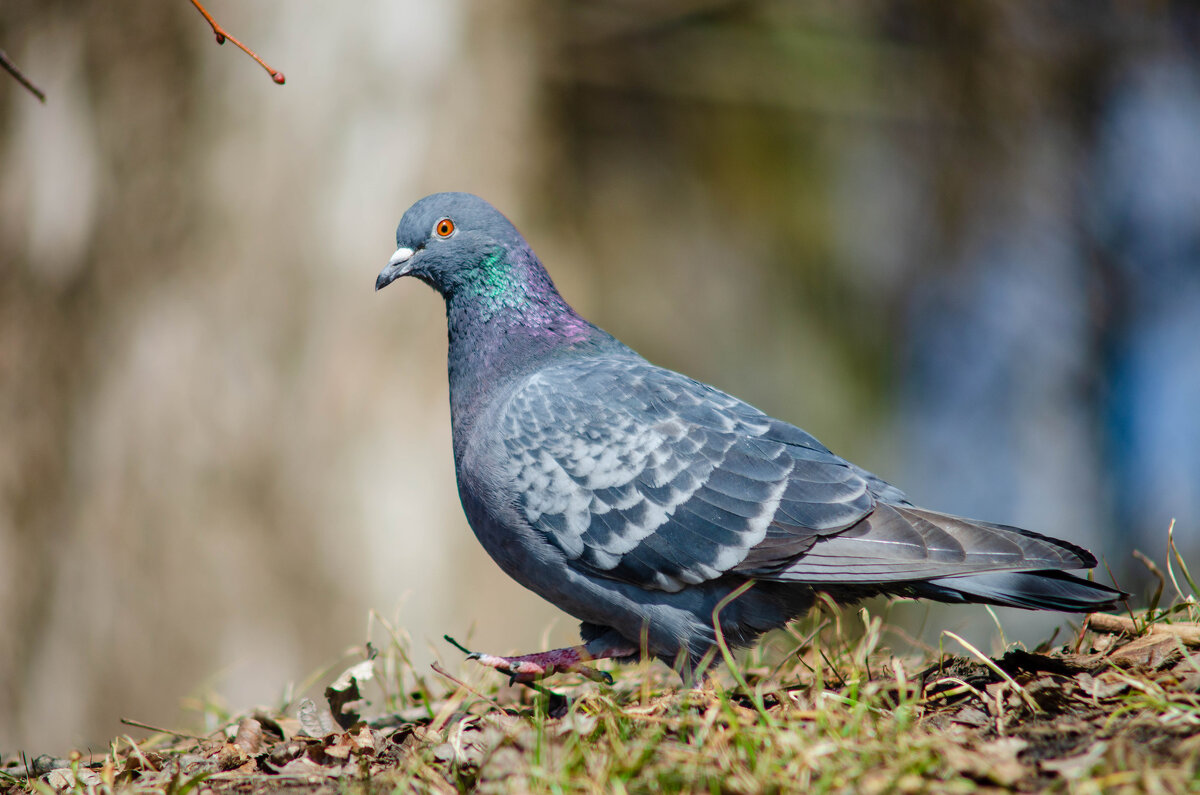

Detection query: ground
xmin=5 ymin=566 xmax=1200 ymax=794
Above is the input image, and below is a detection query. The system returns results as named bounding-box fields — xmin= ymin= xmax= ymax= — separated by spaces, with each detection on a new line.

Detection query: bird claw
xmin=576 ymin=665 xmax=615 ymax=685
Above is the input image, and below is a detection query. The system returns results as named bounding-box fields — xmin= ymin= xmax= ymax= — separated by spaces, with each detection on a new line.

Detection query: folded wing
xmin=500 ymin=357 xmax=1108 ymax=606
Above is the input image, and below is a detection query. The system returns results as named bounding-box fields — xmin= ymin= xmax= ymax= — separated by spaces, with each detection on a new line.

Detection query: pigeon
xmin=375 ymin=192 xmax=1122 ymax=682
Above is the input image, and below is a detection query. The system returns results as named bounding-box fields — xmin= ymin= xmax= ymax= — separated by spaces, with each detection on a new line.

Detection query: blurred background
xmin=2 ymin=0 xmax=1197 ymax=752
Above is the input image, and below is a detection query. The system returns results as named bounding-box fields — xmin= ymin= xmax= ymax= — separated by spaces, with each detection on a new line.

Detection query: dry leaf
xmin=322 ymin=734 xmax=354 ymax=761
xmin=950 ymin=706 xmax=990 ymax=727
xmin=232 ymin=717 xmax=263 ymax=754
xmin=349 ymin=725 xmax=377 ymax=754
xmin=1109 ymin=634 xmax=1181 ymax=670
xmin=273 ymin=756 xmax=337 ymax=778
xmin=411 ymin=725 xmax=444 ymax=746
xmin=1041 ymin=741 xmax=1108 ymax=779
xmin=943 ymin=737 xmax=1027 ymax=787
xmin=271 ymin=716 xmax=304 ymax=741
xmin=296 ymin=697 xmax=336 ymax=737
xmin=324 ymin=658 xmax=376 ymax=730
xmin=1091 ymin=632 xmax=1119 ymax=653
xmin=331 ymin=658 xmax=376 ymax=691
xmin=43 ymin=767 xmax=101 ymax=791
xmin=214 ymin=743 xmax=249 ymax=771
xmin=554 ymin=711 xmax=598 ymax=737
xmin=1075 ymin=672 xmax=1129 ymax=699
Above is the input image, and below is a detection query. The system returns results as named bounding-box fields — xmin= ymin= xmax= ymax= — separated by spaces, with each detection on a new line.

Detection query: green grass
xmin=6 ymin=534 xmax=1200 ymax=794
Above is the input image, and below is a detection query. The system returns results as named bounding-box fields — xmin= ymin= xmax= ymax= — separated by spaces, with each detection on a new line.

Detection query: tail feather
xmin=760 ymin=503 xmax=1098 ymax=583
xmin=912 ymin=570 xmax=1124 ymax=612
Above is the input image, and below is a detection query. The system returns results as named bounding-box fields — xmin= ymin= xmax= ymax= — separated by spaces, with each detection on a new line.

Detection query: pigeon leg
xmin=469 ymin=647 xmax=610 ymax=684
xmin=445 ymin=635 xmax=636 ymax=684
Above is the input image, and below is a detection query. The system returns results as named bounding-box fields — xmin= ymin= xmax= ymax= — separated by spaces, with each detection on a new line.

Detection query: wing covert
xmin=499 ymin=358 xmax=875 ymax=591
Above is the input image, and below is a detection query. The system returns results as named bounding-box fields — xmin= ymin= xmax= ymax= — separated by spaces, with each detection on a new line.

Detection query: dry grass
xmin=6 ymin=536 xmax=1200 ymax=794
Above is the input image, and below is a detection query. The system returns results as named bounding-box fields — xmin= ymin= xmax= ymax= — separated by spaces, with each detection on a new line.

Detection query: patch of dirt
xmin=914 ymin=621 xmax=1200 ymax=789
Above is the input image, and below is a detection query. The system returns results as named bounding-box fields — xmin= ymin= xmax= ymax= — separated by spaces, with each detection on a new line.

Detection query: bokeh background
xmin=3 ymin=0 xmax=1198 ymax=752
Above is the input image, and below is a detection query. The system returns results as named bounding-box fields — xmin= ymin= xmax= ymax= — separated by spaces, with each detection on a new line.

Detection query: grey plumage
xmin=377 ymin=192 xmax=1122 ymax=676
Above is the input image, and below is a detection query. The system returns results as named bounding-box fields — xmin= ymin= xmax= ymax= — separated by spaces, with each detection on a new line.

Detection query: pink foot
xmin=446 ymin=636 xmax=636 ymax=684
xmin=470 ymin=648 xmax=608 ymax=683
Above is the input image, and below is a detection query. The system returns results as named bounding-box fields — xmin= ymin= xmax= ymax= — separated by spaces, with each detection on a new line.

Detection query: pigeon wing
xmin=498 ymin=358 xmax=875 ymax=592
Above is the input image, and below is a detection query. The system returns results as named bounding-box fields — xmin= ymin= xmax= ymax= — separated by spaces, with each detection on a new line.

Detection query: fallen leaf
xmin=349 ymin=724 xmax=376 ymax=754
xmin=330 ymin=658 xmax=376 ymax=691
xmin=1109 ymin=635 xmax=1181 ymax=670
xmin=30 ymin=755 xmax=70 ymax=776
xmin=266 ymin=740 xmax=308 ymax=769
xmin=1075 ymin=672 xmax=1129 ymax=699
xmin=271 ymin=716 xmax=304 ymax=741
xmin=1026 ymin=675 xmax=1076 ymax=710
xmin=950 ymin=706 xmax=990 ymax=727
xmin=214 ymin=743 xmax=249 ymax=771
xmin=231 ymin=717 xmax=263 ymax=754
xmin=273 ymin=756 xmax=338 ymax=778
xmin=942 ymin=737 xmax=1027 ymax=788
xmin=411 ymin=725 xmax=443 ymax=746
xmin=43 ymin=767 xmax=101 ymax=791
xmin=1041 ymin=741 xmax=1108 ymax=779
xmin=1176 ymin=671 xmax=1200 ymax=692
xmin=554 ymin=711 xmax=598 ymax=737
xmin=322 ymin=657 xmax=378 ymax=731
xmin=322 ymin=733 xmax=355 ymax=761
xmin=297 ymin=697 xmax=336 ymax=737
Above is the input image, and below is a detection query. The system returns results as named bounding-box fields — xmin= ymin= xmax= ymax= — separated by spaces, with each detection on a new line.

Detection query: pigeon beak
xmin=376 ymin=247 xmax=416 ymax=291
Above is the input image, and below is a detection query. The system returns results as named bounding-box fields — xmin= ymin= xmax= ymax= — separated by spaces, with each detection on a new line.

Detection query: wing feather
xmin=500 ymin=358 xmax=1097 ymax=594
xmin=500 ymin=358 xmax=874 ymax=590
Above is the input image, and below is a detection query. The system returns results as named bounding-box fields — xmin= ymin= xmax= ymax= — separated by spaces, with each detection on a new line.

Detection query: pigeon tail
xmin=910 ymin=569 xmax=1125 ymax=612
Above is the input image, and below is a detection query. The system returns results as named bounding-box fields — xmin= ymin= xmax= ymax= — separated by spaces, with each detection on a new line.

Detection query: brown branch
xmin=1086 ymin=613 xmax=1200 ymax=645
xmin=119 ymin=717 xmax=213 ymax=742
xmin=0 ymin=48 xmax=46 ymax=102
xmin=430 ymin=662 xmax=509 ymax=714
xmin=189 ymin=0 xmax=285 ymax=85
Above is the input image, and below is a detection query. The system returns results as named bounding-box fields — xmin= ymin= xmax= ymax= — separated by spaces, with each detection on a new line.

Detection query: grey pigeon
xmin=376 ymin=192 xmax=1122 ymax=681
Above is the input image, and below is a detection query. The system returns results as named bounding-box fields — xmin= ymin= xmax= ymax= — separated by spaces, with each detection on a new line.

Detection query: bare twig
xmin=119 ymin=717 xmax=211 ymax=742
xmin=1086 ymin=613 xmax=1200 ymax=645
xmin=0 ymin=48 xmax=46 ymax=102
xmin=430 ymin=662 xmax=509 ymax=714
xmin=188 ymin=0 xmax=285 ymax=84
xmin=1086 ymin=613 xmax=1138 ymax=636
xmin=1133 ymin=549 xmax=1165 ymax=617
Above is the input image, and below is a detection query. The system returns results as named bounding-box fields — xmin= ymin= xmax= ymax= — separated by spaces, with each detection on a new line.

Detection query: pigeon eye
xmin=435 ymin=218 xmax=455 ymax=238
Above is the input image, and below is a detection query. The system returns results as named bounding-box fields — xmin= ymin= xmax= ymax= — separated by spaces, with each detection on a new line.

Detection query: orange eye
xmin=435 ymin=218 xmax=455 ymax=237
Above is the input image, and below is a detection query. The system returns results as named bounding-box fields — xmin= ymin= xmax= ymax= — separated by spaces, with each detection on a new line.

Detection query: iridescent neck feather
xmin=448 ymin=246 xmax=591 ymax=339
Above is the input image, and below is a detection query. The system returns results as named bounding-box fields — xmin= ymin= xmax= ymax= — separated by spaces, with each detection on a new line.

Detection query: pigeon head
xmin=376 ymin=192 xmax=545 ymax=302
xmin=377 ymin=192 xmax=609 ymax=371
